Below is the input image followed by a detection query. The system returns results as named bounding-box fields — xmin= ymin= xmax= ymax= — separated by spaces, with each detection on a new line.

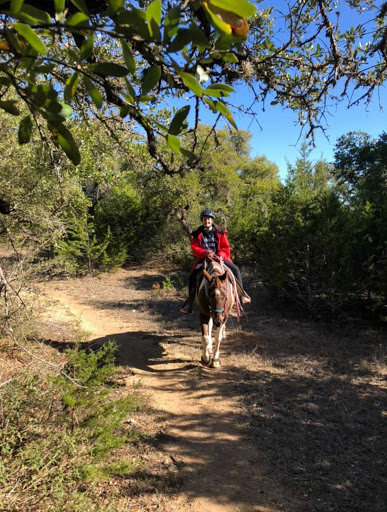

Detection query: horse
xmin=195 ymin=258 xmax=236 ymax=368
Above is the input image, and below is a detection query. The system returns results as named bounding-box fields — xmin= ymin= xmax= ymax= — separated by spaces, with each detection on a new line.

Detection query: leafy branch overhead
xmin=0 ymin=0 xmax=386 ymax=167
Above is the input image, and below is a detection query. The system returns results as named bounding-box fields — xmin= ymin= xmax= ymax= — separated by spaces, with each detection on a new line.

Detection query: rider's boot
xmin=180 ymin=286 xmax=195 ymax=314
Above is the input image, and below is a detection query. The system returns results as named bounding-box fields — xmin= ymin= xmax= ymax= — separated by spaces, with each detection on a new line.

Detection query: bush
xmin=0 ymin=342 xmax=140 ymax=512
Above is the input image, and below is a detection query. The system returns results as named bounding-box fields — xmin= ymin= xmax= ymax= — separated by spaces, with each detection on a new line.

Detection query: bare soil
xmin=34 ymin=266 xmax=386 ymax=512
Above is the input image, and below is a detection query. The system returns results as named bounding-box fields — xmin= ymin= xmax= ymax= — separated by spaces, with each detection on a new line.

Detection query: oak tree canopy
xmin=0 ymin=0 xmax=386 ymax=170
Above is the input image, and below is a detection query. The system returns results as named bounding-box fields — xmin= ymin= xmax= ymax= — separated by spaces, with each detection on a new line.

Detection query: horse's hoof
xmin=200 ymin=356 xmax=212 ymax=367
xmin=210 ymin=359 xmax=221 ymax=368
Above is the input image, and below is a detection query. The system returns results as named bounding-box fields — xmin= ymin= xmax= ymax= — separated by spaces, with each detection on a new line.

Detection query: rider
xmin=179 ymin=208 xmax=251 ymax=314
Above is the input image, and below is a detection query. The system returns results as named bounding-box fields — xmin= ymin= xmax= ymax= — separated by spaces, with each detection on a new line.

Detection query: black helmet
xmin=200 ymin=208 xmax=215 ymax=219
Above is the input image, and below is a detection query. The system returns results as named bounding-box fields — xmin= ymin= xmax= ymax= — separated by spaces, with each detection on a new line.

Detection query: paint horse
xmin=195 ymin=258 xmax=235 ymax=368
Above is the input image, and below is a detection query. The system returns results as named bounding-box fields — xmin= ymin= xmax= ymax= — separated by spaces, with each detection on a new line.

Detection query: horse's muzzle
xmin=214 ymin=315 xmax=223 ymax=327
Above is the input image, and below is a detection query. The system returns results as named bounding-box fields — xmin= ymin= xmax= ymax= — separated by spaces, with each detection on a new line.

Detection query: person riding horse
xmin=180 ymin=209 xmax=251 ymax=314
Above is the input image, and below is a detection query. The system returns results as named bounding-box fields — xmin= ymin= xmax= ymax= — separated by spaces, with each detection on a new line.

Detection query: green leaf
xmin=179 ymin=72 xmax=203 ymax=97
xmin=167 ymin=134 xmax=181 ymax=154
xmin=124 ymin=78 xmax=136 ymax=102
xmin=207 ymin=84 xmax=234 ymax=92
xmin=138 ymin=95 xmax=154 ymax=103
xmin=202 ymin=96 xmax=216 ymax=112
xmin=146 ymin=0 xmax=162 ymax=39
xmin=108 ymin=0 xmax=124 ymax=15
xmin=203 ymin=89 xmax=226 ymax=98
xmin=69 ymin=0 xmax=89 ymax=15
xmin=17 ymin=4 xmax=51 ymax=24
xmin=14 ymin=23 xmax=47 ymax=55
xmin=64 ymin=72 xmax=79 ymax=102
xmin=11 ymin=0 xmax=24 ymax=14
xmin=169 ymin=106 xmax=190 ymax=135
xmin=120 ymin=104 xmax=130 ymax=118
xmin=18 ymin=115 xmax=32 ymax=144
xmin=67 ymin=48 xmax=80 ymax=63
xmin=181 ymin=147 xmax=198 ymax=164
xmin=35 ymin=63 xmax=55 ymax=73
xmin=44 ymin=100 xmax=72 ymax=122
xmin=164 ymin=6 xmax=181 ymax=42
xmin=214 ymin=100 xmax=237 ymax=129
xmin=146 ymin=0 xmax=162 ymax=25
xmin=209 ymin=0 xmax=256 ymax=18
xmin=204 ymin=83 xmax=235 ymax=98
xmin=4 ymin=28 xmax=26 ymax=55
xmin=58 ymin=103 xmax=72 ymax=119
xmin=80 ymin=34 xmax=94 ymax=61
xmin=54 ymin=0 xmax=65 ymax=13
xmin=50 ymin=123 xmax=81 ymax=165
xmin=0 ymin=100 xmax=20 ymax=115
xmin=120 ymin=41 xmax=136 ymax=74
xmin=141 ymin=65 xmax=161 ymax=95
xmin=167 ymin=29 xmax=192 ymax=53
xmin=223 ymin=53 xmax=239 ymax=63
xmin=92 ymin=62 xmax=129 ymax=77
xmin=84 ymin=76 xmax=103 ymax=108
xmin=150 ymin=117 xmax=168 ymax=133
xmin=203 ymin=4 xmax=232 ymax=36
xmin=66 ymin=12 xmax=89 ymax=26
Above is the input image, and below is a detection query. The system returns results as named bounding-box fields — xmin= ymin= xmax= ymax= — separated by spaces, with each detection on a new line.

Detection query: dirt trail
xmin=40 ymin=268 xmax=291 ymax=512
xmin=39 ymin=268 xmax=386 ymax=512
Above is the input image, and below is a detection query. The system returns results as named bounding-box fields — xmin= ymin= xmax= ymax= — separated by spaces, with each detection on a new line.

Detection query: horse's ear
xmin=220 ymin=272 xmax=228 ymax=281
xmin=203 ymin=269 xmax=212 ymax=281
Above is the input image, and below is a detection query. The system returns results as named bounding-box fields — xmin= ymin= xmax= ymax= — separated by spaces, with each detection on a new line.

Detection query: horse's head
xmin=203 ymin=269 xmax=228 ymax=327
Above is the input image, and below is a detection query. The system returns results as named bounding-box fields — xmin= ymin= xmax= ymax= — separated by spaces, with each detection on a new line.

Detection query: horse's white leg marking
xmin=201 ymin=317 xmax=213 ymax=364
xmin=213 ymin=322 xmax=225 ymax=363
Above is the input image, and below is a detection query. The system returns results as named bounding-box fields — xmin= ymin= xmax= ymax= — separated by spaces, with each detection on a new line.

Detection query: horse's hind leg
xmin=200 ymin=314 xmax=213 ymax=365
xmin=211 ymin=323 xmax=226 ymax=368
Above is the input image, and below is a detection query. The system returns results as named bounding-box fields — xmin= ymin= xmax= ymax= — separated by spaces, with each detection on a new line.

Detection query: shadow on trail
xmin=41 ymin=269 xmax=386 ymax=512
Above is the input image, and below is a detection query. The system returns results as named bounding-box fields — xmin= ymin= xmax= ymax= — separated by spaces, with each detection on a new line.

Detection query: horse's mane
xmin=206 ymin=259 xmax=225 ymax=277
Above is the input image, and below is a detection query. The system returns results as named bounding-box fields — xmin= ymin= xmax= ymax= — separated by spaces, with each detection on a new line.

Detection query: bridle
xmin=207 ymin=278 xmax=228 ymax=318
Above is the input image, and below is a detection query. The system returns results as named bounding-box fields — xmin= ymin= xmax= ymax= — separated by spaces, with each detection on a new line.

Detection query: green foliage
xmin=0 ymin=0 xmax=385 ymax=170
xmin=94 ymin=181 xmax=145 ymax=264
xmin=333 ymin=131 xmax=387 ymax=300
xmin=250 ymin=140 xmax=386 ymax=320
xmin=56 ymin=212 xmax=121 ymax=274
xmin=0 ymin=342 xmax=140 ymax=512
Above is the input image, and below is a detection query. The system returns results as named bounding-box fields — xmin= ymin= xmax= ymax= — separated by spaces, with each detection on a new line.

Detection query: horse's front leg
xmin=200 ymin=314 xmax=213 ymax=365
xmin=212 ymin=320 xmax=226 ymax=368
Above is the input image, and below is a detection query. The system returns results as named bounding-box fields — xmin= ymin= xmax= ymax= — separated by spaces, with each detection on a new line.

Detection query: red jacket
xmin=190 ymin=225 xmax=232 ymax=271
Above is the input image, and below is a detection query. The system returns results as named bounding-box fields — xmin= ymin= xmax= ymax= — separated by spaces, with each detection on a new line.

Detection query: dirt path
xmin=38 ymin=267 xmax=386 ymax=512
xmin=39 ymin=268 xmax=290 ymax=512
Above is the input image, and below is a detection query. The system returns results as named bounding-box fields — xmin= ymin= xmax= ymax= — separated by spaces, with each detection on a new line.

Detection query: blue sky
xmin=232 ymin=85 xmax=387 ymax=179
xmin=202 ymin=0 xmax=387 ymax=180
xmin=195 ymin=82 xmax=387 ymax=180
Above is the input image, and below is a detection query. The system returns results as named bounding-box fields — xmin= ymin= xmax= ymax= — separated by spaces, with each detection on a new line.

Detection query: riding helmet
xmin=200 ymin=208 xmax=215 ymax=219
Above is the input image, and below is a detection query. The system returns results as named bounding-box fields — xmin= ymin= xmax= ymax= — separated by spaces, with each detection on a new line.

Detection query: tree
xmin=0 ymin=0 xmax=386 ymax=171
xmin=333 ymin=131 xmax=387 ymax=301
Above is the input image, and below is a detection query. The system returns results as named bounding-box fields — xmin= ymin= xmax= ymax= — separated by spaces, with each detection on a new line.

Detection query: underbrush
xmin=0 ymin=342 xmax=141 ymax=512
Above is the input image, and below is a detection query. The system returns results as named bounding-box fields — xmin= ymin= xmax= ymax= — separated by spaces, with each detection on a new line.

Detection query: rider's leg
xmin=223 ymin=260 xmax=243 ymax=287
xmin=223 ymin=260 xmax=251 ymax=304
xmin=180 ymin=270 xmax=197 ymax=314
